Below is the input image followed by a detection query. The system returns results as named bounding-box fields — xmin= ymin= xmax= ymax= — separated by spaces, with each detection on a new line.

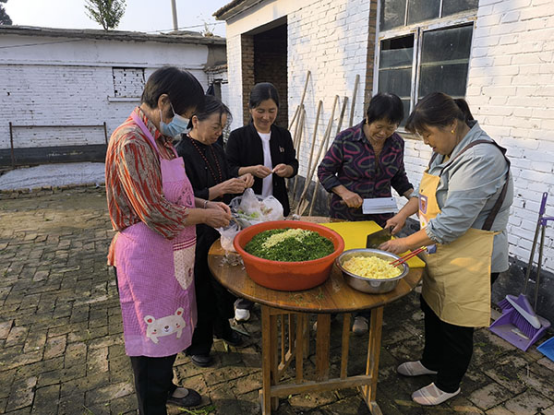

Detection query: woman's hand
xmin=384 ymin=214 xmax=407 ymax=235
xmin=272 ymin=164 xmax=291 ymax=178
xmin=379 ymin=238 xmax=409 ymax=255
xmin=340 ymin=190 xmax=363 ymax=209
xmin=239 ymin=173 xmax=255 ymax=188
xmin=250 ymin=165 xmax=273 ymax=179
xmin=219 ymin=178 xmax=249 ymax=195
xmin=207 ymin=201 xmax=231 ymax=215
xmin=203 ymin=205 xmax=231 ymax=228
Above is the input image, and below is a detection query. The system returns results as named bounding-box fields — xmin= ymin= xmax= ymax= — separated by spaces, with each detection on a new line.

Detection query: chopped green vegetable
xmin=245 ymin=228 xmax=334 ymax=262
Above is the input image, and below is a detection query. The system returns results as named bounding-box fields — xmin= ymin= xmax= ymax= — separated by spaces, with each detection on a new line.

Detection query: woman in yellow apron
xmin=380 ymin=93 xmax=513 ymax=406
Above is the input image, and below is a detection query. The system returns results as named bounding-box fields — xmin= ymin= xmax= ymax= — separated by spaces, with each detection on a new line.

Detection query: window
xmin=112 ymin=67 xmax=145 ymax=98
xmin=380 ymin=0 xmax=478 ymax=31
xmin=377 ymin=0 xmax=477 ymax=125
xmin=378 ymin=35 xmax=414 ymax=125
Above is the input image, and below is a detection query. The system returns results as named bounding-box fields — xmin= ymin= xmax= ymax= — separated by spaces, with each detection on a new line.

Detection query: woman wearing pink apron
xmin=105 ymin=67 xmax=231 ymax=414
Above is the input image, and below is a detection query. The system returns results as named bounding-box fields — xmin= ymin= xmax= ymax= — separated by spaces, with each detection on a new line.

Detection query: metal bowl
xmin=336 ymin=248 xmax=409 ymax=294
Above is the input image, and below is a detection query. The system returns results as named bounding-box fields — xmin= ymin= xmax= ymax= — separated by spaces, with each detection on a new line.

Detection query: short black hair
xmin=405 ymin=92 xmax=466 ymax=134
xmin=366 ymin=92 xmax=404 ymax=125
xmin=249 ymin=82 xmax=280 ymax=109
xmin=141 ymin=66 xmax=205 ymax=116
xmin=188 ymin=95 xmax=232 ymax=129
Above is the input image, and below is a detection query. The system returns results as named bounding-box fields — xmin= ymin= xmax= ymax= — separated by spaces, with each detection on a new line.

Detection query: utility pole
xmin=171 ymin=0 xmax=178 ymax=31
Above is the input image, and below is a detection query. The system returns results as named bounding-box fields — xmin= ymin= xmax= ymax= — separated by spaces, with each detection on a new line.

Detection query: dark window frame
xmin=375 ymin=3 xmax=477 ymax=128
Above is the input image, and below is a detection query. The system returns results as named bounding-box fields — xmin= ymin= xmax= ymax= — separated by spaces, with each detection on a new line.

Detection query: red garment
xmin=105 ymin=107 xmax=189 ymax=241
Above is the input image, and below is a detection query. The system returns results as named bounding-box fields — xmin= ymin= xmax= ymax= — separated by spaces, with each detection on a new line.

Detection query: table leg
xmin=361 ymin=306 xmax=384 ymax=414
xmin=261 ymin=305 xmax=279 ymax=414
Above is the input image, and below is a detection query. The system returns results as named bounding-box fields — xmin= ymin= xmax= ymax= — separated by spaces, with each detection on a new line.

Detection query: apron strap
xmin=440 ymin=139 xmax=511 ymax=231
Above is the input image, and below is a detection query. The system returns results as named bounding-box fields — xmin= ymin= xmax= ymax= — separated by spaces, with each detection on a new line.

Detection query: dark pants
xmin=186 ymin=225 xmax=236 ymax=356
xmin=130 ymin=354 xmax=177 ymax=415
xmin=420 ymin=272 xmax=499 ymax=393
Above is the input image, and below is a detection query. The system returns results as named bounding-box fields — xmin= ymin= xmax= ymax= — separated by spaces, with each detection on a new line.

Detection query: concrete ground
xmin=1 ymin=186 xmax=554 ymax=415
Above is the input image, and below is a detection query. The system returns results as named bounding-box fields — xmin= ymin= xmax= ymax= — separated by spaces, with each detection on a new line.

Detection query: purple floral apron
xmin=115 ymin=112 xmax=197 ymax=357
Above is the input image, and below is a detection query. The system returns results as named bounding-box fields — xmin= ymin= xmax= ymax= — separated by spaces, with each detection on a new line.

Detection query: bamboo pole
xmin=336 ymin=96 xmax=349 ymax=136
xmin=289 ymin=71 xmax=311 ymax=130
xmin=294 ymin=100 xmax=322 ymax=215
xmin=308 ymin=96 xmax=339 ymax=215
xmin=348 ymin=74 xmax=360 ymax=128
xmin=292 ymin=107 xmax=306 ymax=197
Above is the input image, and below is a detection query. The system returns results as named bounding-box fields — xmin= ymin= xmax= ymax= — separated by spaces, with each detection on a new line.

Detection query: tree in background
xmin=85 ymin=0 xmax=126 ymax=31
xmin=0 ymin=0 xmax=12 ymax=25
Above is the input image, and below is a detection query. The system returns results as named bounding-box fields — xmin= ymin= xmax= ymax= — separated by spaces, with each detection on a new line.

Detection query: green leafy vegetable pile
xmin=244 ymin=228 xmax=335 ymax=262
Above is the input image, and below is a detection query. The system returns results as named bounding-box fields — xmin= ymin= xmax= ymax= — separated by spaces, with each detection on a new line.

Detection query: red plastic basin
xmin=233 ymin=220 xmax=345 ymax=291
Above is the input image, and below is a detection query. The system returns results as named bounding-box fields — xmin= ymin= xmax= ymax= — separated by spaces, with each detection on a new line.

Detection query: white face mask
xmin=159 ymin=102 xmax=190 ymax=137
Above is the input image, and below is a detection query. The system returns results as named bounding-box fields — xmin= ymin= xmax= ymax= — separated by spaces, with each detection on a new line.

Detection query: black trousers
xmin=420 ymin=272 xmax=499 ymax=393
xmin=186 ymin=227 xmax=236 ymax=356
xmin=130 ymin=354 xmax=177 ymax=415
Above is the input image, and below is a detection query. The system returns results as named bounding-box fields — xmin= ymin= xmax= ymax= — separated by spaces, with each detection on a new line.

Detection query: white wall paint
xmin=225 ymin=0 xmax=369 ymax=179
xmin=224 ymin=0 xmax=554 ymax=275
xmin=0 ymin=33 xmax=213 ymax=150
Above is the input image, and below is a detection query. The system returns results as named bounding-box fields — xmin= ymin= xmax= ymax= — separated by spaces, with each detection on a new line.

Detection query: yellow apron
xmin=418 ymin=140 xmax=510 ymax=328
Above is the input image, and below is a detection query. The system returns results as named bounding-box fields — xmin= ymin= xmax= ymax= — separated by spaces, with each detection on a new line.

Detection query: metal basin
xmin=336 ymin=248 xmax=409 ymax=294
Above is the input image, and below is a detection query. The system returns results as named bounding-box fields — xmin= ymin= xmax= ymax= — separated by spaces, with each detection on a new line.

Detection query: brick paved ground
xmin=1 ymin=186 xmax=553 ymax=415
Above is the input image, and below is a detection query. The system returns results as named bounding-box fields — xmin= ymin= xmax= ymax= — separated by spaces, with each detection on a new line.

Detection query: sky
xmin=4 ymin=0 xmax=230 ymax=37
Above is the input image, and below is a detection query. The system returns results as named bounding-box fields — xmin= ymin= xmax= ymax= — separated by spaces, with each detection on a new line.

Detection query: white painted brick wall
xmin=226 ymin=0 xmax=369 ymax=181
xmin=224 ymin=0 xmax=554 ymax=274
xmin=459 ymin=0 xmax=554 ymax=273
xmin=0 ymin=34 xmax=216 ymax=151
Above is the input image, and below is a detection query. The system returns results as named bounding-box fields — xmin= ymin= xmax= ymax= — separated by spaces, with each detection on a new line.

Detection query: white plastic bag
xmin=229 ymin=188 xmax=284 ymax=228
xmin=216 ymin=223 xmax=241 ymax=253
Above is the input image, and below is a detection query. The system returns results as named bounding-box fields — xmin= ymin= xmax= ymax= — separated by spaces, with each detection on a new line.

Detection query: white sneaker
xmin=412 ymin=382 xmax=460 ymax=406
xmin=234 ymin=308 xmax=250 ymax=322
xmin=352 ymin=316 xmax=368 ymax=335
xmin=397 ymin=360 xmax=438 ymax=376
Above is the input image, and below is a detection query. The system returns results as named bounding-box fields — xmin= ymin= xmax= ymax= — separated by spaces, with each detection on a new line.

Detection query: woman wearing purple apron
xmin=105 ymin=67 xmax=231 ymax=414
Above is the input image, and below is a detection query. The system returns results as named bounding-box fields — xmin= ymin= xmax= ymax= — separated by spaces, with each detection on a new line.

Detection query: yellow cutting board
xmin=321 ymin=221 xmax=426 ymax=269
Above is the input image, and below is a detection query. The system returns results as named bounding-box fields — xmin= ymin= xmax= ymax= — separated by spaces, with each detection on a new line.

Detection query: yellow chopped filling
xmin=261 ymin=228 xmax=311 ymax=249
xmin=342 ymin=256 xmax=401 ymax=279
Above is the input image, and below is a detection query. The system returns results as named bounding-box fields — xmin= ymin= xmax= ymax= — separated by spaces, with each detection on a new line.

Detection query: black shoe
xmin=167 ymin=388 xmax=202 ymax=407
xmin=216 ymin=329 xmax=243 ymax=346
xmin=190 ymin=354 xmax=213 ymax=368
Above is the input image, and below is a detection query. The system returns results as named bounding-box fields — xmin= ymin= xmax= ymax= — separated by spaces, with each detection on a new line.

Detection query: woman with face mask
xmin=105 ymin=67 xmax=232 ymax=414
xmin=225 ymin=82 xmax=299 ymax=321
xmin=175 ymin=96 xmax=254 ymax=367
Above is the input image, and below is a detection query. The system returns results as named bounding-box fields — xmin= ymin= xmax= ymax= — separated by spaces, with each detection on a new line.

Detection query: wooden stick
xmin=292 ymin=106 xmax=306 ymax=198
xmin=336 ymin=96 xmax=349 ymax=137
xmin=295 ymin=100 xmax=322 ymax=215
xmin=288 ymin=105 xmax=301 ymax=132
xmin=349 ymin=74 xmax=360 ymax=128
xmin=309 ymin=95 xmax=339 ymax=215
xmin=288 ymin=71 xmax=310 ymax=130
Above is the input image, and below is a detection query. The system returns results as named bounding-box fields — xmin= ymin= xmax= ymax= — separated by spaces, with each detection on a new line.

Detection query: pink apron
xmin=115 ymin=112 xmax=197 ymax=357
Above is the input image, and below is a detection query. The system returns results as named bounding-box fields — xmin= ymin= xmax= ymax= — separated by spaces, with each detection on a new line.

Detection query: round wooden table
xmin=208 ymin=223 xmax=423 ymax=414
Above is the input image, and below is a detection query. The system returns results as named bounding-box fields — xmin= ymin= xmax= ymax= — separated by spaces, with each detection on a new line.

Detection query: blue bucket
xmin=537 ymin=337 xmax=554 ymax=362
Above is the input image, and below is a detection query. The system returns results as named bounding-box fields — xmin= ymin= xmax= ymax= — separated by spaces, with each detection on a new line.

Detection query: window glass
xmin=418 ymin=25 xmax=473 ymax=98
xmin=378 ymin=36 xmax=414 ymax=125
xmin=381 ymin=0 xmax=407 ymax=31
xmin=442 ymin=0 xmax=478 ymax=16
xmin=407 ymin=0 xmax=439 ymax=25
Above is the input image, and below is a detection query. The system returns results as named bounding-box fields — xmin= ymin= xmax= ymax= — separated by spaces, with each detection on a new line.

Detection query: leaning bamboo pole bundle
xmin=308 ymin=95 xmax=340 ymax=216
xmin=348 ymin=74 xmax=360 ymax=128
xmin=294 ymin=100 xmax=322 ymax=216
